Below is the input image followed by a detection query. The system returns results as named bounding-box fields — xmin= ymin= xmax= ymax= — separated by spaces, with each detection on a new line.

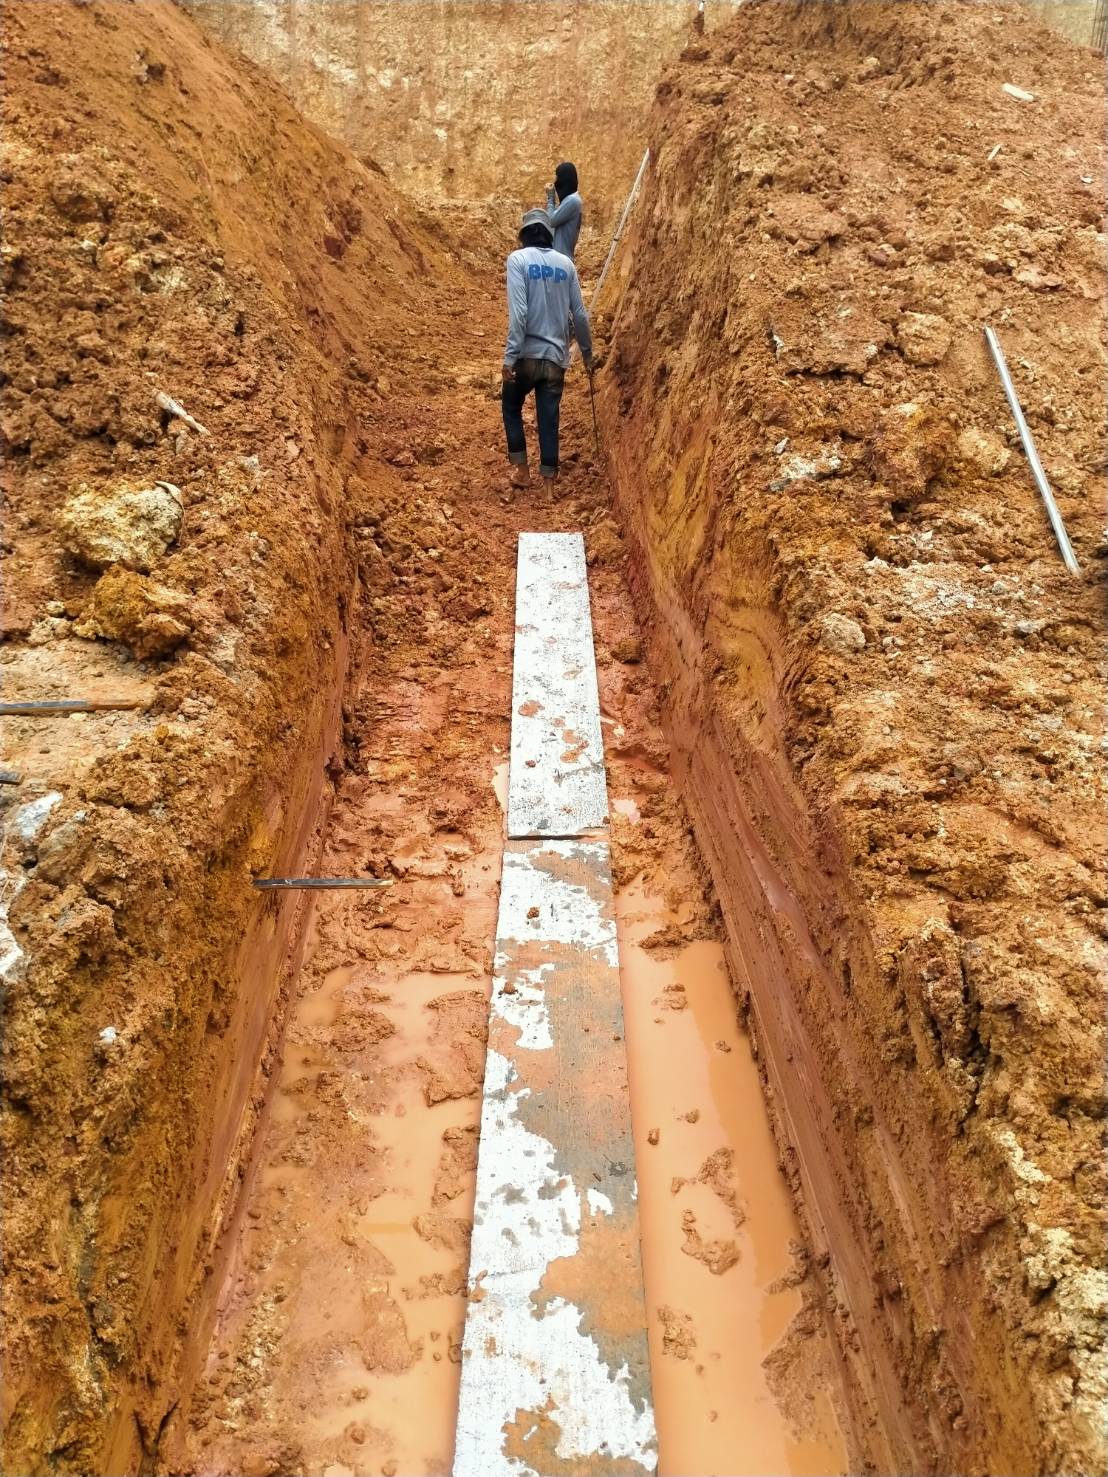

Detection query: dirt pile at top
xmin=0 ymin=1 xmax=482 ymax=1471
xmin=600 ymin=2 xmax=1106 ymax=1473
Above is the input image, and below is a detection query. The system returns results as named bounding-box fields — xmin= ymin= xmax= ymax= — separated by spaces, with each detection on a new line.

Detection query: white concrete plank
xmin=507 ymin=532 xmax=608 ymax=838
xmin=453 ymin=840 xmax=656 ymax=1477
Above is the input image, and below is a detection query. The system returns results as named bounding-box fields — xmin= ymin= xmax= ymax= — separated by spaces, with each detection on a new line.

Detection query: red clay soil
xmin=599 ymin=3 xmax=1106 ymax=1474
xmin=0 ymin=1 xmax=482 ymax=1470
xmin=4 ymin=1 xmax=1106 ymax=1475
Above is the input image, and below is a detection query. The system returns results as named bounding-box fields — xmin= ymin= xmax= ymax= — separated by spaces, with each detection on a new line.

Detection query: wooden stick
xmin=0 ymin=699 xmax=150 ymax=716
xmin=592 ymin=147 xmax=650 ymax=308
xmin=252 ymin=877 xmax=394 ymax=891
xmin=155 ymin=389 xmax=210 ymax=437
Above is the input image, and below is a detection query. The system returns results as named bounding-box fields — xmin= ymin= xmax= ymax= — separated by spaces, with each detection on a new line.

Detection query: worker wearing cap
xmin=545 ymin=161 xmax=583 ymax=260
xmin=502 ymin=208 xmax=593 ymax=492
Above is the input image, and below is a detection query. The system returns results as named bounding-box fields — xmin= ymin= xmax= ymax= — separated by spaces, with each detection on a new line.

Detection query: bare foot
xmin=509 ymin=465 xmax=531 ymax=489
xmin=541 ymin=474 xmax=556 ymax=503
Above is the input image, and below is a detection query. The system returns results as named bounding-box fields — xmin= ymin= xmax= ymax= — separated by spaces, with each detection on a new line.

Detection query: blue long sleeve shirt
xmin=503 ymin=246 xmax=592 ymax=370
xmin=545 ymin=186 xmax=583 ymax=259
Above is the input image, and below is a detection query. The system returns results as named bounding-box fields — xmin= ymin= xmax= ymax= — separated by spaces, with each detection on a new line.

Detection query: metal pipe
xmin=252 ymin=877 xmax=393 ymax=891
xmin=591 ymin=147 xmax=650 ymax=309
xmin=983 ymin=325 xmax=1081 ymax=576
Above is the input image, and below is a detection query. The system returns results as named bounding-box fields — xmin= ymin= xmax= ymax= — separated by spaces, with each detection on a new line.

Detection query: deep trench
xmin=154 ymin=258 xmax=858 ymax=1477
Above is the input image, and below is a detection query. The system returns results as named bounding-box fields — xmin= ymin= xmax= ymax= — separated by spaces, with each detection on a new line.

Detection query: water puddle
xmin=617 ymin=878 xmax=847 ymax=1476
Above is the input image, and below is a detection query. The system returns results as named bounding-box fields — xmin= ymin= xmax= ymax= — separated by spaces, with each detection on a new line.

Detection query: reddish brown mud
xmin=4 ymin=3 xmax=1104 ymax=1475
xmin=164 ymin=253 xmax=849 ymax=1476
xmin=599 ymin=4 xmax=1107 ymax=1475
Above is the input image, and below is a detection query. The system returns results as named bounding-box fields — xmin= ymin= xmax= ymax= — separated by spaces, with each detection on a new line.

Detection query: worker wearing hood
xmin=545 ymin=161 xmax=583 ymax=260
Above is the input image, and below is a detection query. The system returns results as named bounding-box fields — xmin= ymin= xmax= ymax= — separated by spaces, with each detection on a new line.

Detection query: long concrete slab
xmin=453 ymin=839 xmax=657 ymax=1477
xmin=507 ymin=532 xmax=608 ymax=838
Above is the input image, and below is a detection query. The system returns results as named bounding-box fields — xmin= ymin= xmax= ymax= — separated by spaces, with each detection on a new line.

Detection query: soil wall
xmin=0 ymin=3 xmax=462 ymax=1471
xmin=1028 ymin=0 xmax=1101 ymax=46
xmin=179 ymin=0 xmax=740 ymax=219
xmin=598 ymin=2 xmax=1107 ymax=1473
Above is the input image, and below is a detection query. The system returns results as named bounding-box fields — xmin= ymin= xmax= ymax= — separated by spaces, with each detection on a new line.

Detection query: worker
xmin=545 ymin=161 xmax=583 ymax=260
xmin=502 ymin=208 xmax=593 ymax=494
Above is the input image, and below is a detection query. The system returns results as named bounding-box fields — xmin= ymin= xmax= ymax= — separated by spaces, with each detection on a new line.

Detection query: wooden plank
xmin=454 ymin=839 xmax=656 ymax=1477
xmin=507 ymin=533 xmax=608 ymax=838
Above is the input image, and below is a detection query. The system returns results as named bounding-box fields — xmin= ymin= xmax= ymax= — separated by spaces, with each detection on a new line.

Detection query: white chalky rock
xmin=59 ymin=479 xmax=183 ymax=572
xmin=957 ymin=426 xmax=1011 ymax=477
xmin=820 ymin=613 xmax=867 ymax=656
xmin=896 ymin=312 xmax=953 ymax=367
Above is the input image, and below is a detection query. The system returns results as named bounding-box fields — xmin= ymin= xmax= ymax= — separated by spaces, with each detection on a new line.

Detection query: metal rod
xmin=252 ymin=877 xmax=394 ymax=891
xmin=983 ymin=325 xmax=1081 ymax=576
xmin=0 ymin=699 xmax=150 ymax=716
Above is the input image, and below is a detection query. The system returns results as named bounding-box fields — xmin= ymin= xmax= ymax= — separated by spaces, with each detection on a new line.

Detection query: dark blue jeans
xmin=502 ymin=357 xmax=566 ymax=476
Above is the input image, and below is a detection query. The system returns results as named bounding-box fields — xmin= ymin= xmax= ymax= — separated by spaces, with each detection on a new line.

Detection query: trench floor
xmin=166 ymin=269 xmax=848 ymax=1477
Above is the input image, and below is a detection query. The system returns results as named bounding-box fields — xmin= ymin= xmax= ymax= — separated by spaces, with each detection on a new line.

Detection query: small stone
xmin=820 ymin=613 xmax=866 ymax=656
xmin=856 ymin=54 xmax=881 ymax=80
xmin=647 ymin=1128 xmax=660 ymax=1146
xmin=27 ymin=616 xmax=70 ymax=646
xmin=865 ymin=242 xmax=898 ymax=267
xmin=382 ymin=1461 xmax=399 ymax=1477
xmin=956 ymin=427 xmax=1010 ymax=477
xmin=526 ymin=906 xmax=540 ymax=919
xmin=682 ymin=1108 xmax=700 ymax=1124
xmin=715 ymin=1039 xmax=732 ymax=1054
xmin=58 ymin=479 xmax=183 ymax=572
xmin=896 ymin=312 xmax=952 ymax=367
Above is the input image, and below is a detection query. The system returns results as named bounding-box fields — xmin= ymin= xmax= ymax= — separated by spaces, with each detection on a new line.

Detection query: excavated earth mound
xmin=0 ymin=2 xmax=480 ymax=1471
xmin=599 ymin=3 xmax=1106 ymax=1474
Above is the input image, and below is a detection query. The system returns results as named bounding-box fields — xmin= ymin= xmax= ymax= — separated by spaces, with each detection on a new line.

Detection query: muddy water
xmin=617 ymin=877 xmax=847 ymax=1475
xmin=591 ymin=598 xmax=848 ymax=1475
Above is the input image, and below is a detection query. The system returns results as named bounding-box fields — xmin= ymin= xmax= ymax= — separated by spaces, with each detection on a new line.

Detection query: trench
xmin=160 ymin=249 xmax=854 ymax=1476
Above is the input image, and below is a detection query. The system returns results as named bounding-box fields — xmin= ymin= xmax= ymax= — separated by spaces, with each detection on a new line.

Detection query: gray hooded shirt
xmin=544 ymin=186 xmax=583 ymax=259
xmin=503 ymin=245 xmax=592 ymax=370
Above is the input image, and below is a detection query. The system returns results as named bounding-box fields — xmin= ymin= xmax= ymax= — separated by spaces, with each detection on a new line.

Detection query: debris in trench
xmin=657 ymin=1304 xmax=696 ymax=1359
xmin=155 ymin=389 xmax=210 ymax=436
xmin=73 ymin=566 xmax=192 ymax=659
xmin=680 ymin=1209 xmax=739 ymax=1276
xmin=58 ymin=478 xmax=184 ymax=572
